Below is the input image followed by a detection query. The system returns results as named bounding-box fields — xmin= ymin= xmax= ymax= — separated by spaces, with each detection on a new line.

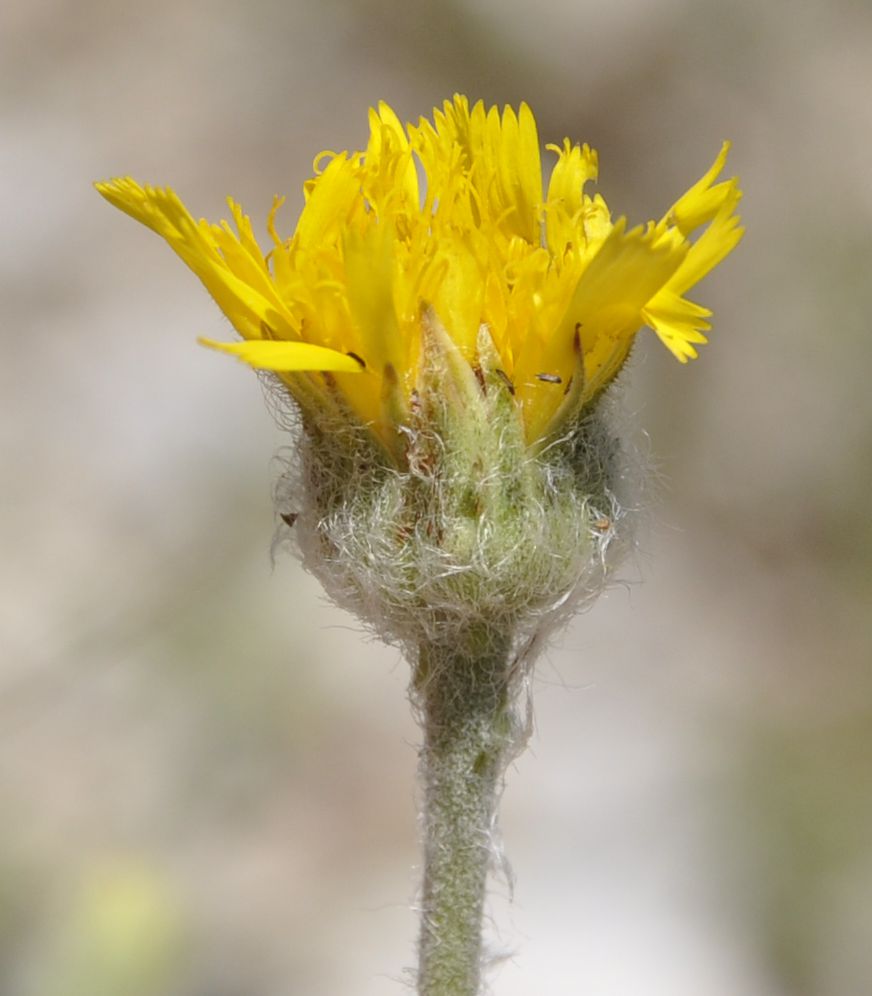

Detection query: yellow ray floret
xmin=198 ymin=337 xmax=365 ymax=373
xmin=96 ymin=95 xmax=742 ymax=453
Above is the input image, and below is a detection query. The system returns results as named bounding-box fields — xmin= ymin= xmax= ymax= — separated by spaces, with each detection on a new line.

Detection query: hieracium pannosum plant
xmin=97 ymin=95 xmax=742 ymax=996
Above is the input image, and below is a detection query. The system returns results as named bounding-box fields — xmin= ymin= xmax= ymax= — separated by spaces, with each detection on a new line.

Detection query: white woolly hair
xmin=266 ymin=369 xmax=646 ymax=675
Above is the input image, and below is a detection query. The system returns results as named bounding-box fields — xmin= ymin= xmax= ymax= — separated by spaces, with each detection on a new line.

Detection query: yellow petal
xmin=198 ymin=337 xmax=365 ymax=373
xmin=95 ymin=179 xmax=295 ymax=341
xmin=667 ymin=141 xmax=734 ymax=234
xmin=664 ymin=183 xmax=744 ymax=297
xmin=642 ymin=291 xmax=712 ymax=362
xmin=366 ymin=101 xmax=419 ymax=210
xmin=294 ymin=154 xmax=361 ymax=249
xmin=342 ymin=221 xmax=402 ymax=375
xmin=497 ymin=103 xmax=542 ymax=243
xmin=544 ymin=140 xmax=598 ymax=255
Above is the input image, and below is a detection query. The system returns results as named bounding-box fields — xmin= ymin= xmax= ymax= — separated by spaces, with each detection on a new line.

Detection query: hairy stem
xmin=415 ymin=630 xmax=514 ymax=996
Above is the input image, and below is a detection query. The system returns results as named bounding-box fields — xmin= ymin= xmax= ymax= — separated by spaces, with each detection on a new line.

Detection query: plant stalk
xmin=414 ymin=631 xmax=514 ymax=996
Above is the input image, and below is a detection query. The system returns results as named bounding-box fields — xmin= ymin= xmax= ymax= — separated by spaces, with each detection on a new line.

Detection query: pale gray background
xmin=2 ymin=1 xmax=871 ymax=993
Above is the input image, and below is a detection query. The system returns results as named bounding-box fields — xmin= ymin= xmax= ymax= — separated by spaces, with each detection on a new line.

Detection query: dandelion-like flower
xmin=96 ymin=95 xmax=741 ymax=455
xmin=97 ymin=95 xmax=742 ymax=996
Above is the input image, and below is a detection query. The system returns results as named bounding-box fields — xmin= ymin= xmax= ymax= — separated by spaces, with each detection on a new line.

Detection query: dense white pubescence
xmin=272 ymin=380 xmax=640 ymax=672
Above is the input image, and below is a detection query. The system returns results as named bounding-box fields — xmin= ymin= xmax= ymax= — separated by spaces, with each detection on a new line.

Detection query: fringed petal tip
xmin=94 ymin=177 xmax=143 ymax=213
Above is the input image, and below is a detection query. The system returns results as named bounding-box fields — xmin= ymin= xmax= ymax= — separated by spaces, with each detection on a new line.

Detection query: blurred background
xmin=2 ymin=0 xmax=871 ymax=993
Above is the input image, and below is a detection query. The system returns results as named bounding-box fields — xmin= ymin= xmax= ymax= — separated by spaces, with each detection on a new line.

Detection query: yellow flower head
xmin=96 ymin=95 xmax=742 ymax=458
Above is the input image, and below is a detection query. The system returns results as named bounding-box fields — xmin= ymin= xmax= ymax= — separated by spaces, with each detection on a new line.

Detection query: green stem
xmin=415 ymin=630 xmax=514 ymax=996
